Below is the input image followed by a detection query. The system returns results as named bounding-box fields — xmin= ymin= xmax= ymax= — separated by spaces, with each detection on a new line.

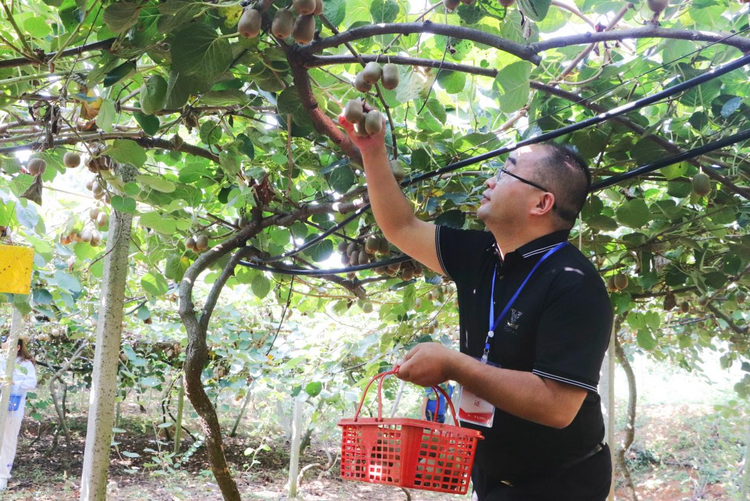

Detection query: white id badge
xmin=457 ymin=384 xmax=495 ymax=427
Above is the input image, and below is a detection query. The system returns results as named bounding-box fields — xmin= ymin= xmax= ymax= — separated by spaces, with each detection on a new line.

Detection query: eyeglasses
xmin=495 ymin=167 xmax=550 ymax=193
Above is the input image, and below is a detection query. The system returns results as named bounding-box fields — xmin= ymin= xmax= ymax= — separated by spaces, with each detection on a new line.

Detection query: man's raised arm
xmin=338 ymin=113 xmax=443 ymax=276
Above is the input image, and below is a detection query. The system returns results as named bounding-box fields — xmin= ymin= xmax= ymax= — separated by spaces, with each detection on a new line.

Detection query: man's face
xmin=477 ymin=145 xmax=550 ymax=227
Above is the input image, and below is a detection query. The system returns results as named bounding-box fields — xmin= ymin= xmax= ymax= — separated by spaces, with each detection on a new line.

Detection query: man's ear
xmin=531 ymin=192 xmax=556 ymax=217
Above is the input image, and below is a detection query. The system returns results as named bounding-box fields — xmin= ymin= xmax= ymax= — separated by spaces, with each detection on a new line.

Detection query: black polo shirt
xmin=435 ymin=225 xmax=613 ymax=484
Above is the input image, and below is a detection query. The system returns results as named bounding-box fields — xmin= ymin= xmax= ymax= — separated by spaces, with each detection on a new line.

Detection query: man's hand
xmin=338 ymin=104 xmax=387 ymax=159
xmin=396 ymin=342 xmax=457 ymax=387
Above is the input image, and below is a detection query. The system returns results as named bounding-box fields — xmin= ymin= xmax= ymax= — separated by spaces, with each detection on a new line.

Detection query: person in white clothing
xmin=0 ymin=334 xmax=37 ymax=491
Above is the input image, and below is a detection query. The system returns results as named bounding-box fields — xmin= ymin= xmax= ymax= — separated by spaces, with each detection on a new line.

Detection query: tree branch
xmin=531 ymin=26 xmax=750 ymax=54
xmin=707 ymin=303 xmax=748 ymax=344
xmin=301 ymin=21 xmax=542 ymax=65
xmin=307 ymin=54 xmax=497 ymax=77
xmin=530 ymin=81 xmax=750 ymax=201
xmin=199 ymin=246 xmax=258 ymax=333
xmin=0 ymin=38 xmax=116 ymax=70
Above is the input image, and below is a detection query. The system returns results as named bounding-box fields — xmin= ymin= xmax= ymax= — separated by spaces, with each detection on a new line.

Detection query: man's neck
xmin=491 ymin=227 xmax=558 ymax=258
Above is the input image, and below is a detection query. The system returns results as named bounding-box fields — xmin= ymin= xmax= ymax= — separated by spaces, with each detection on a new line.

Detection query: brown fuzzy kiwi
xmin=27 ymin=158 xmax=46 ymax=176
xmin=498 ymin=0 xmax=515 ymax=6
xmin=401 ymin=268 xmax=414 ymax=281
xmin=738 ymin=291 xmax=747 ymax=304
xmin=357 ymin=249 xmax=369 ymax=266
xmin=361 ymin=62 xmax=382 ymax=84
xmin=365 ymin=110 xmax=383 ymax=135
xmin=354 ymin=72 xmax=373 ymax=92
xmin=606 ymin=276 xmax=617 ymax=292
xmin=293 ymin=0 xmax=316 ymax=15
xmin=692 ymin=172 xmax=711 ymax=196
xmin=341 ymin=252 xmax=351 ymax=265
xmin=697 ymin=295 xmax=708 ymax=307
xmin=355 ymin=114 xmax=369 ymax=137
xmin=381 ymin=63 xmax=399 ymax=90
xmin=613 ymin=274 xmax=628 ymax=290
xmin=388 ymin=262 xmax=401 ymax=272
xmin=186 ymin=236 xmax=196 ymax=250
xmin=390 ymin=159 xmax=405 ymax=182
xmin=64 ymin=152 xmax=81 ymax=168
xmin=195 ymin=234 xmax=209 ymax=252
xmin=663 ymin=293 xmax=676 ymax=311
xmin=378 ymin=236 xmax=390 ymax=254
xmin=238 ymin=9 xmax=262 ymax=38
xmin=272 ymin=8 xmax=295 ymax=39
xmin=293 ymin=14 xmax=315 ymax=44
xmin=337 ymin=241 xmax=348 ymax=253
xmin=679 ymin=301 xmax=690 ymax=313
xmin=460 ymin=0 xmax=475 ymax=4
xmin=444 ymin=0 xmax=461 ymax=9
xmin=346 ymin=241 xmax=358 ymax=256
xmin=365 ymin=236 xmax=379 ymax=254
xmin=647 ymin=0 xmax=668 ymax=13
xmin=344 ymin=99 xmax=364 ymax=124
xmin=313 ymin=0 xmax=323 ymax=15
xmin=96 ymin=212 xmax=109 ymax=229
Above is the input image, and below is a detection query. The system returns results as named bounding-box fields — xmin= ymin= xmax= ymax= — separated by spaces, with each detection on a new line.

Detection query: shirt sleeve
xmin=532 ymin=271 xmax=613 ymax=393
xmin=12 ymin=360 xmax=38 ymax=393
xmin=436 ymin=225 xmax=493 ymax=283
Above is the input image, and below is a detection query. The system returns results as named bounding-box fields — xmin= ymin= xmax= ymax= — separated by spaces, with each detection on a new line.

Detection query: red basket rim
xmin=338 ymin=416 xmax=484 ymax=438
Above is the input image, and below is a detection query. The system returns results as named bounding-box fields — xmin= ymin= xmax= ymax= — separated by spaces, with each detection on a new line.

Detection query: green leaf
xmin=328 ymin=165 xmax=355 ymax=193
xmin=370 ymin=0 xmax=398 ymax=23
xmin=305 ymin=381 xmax=323 ymax=397
xmin=251 ymin=273 xmax=271 ymax=299
xmin=306 ymin=239 xmax=334 ymax=263
xmin=615 ymin=199 xmax=651 ymax=228
xmin=111 ymin=195 xmax=137 ymax=214
xmin=136 ymin=174 xmax=177 ymax=193
xmin=636 ymin=328 xmax=658 ymax=350
xmin=496 ymin=62 xmax=532 ymax=113
xmin=54 ymin=270 xmax=82 ymax=294
xmin=96 ymin=99 xmax=116 ymax=133
xmin=107 ymin=139 xmax=147 ymax=167
xmin=661 ymin=162 xmax=689 ymax=181
xmin=323 ymin=0 xmax=346 ymax=27
xmin=720 ymin=96 xmax=742 ymax=118
xmin=516 ymin=0 xmax=551 ymax=21
xmin=170 ymin=23 xmax=232 ymax=80
xmin=437 ymin=71 xmax=466 ymax=95
xmin=237 ymin=134 xmax=255 ymax=160
xmin=141 ymin=271 xmax=169 ymax=296
xmin=139 ymin=212 xmax=177 ymax=233
xmin=103 ymin=61 xmax=136 ymax=88
xmin=103 ymin=1 xmax=141 ymax=34
xmin=199 ymin=120 xmax=222 ymax=146
xmin=179 ymin=163 xmax=211 ymax=183
xmin=133 ymin=111 xmax=160 ymax=135
xmin=165 ymin=255 xmax=189 ymax=282
xmin=165 ymin=70 xmax=209 ymax=109
xmin=158 ymin=0 xmax=204 ymax=32
xmin=33 ymin=288 xmax=53 ymax=305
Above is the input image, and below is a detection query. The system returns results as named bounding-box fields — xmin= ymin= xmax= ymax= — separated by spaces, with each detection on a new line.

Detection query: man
xmin=339 ymin=112 xmax=613 ymax=500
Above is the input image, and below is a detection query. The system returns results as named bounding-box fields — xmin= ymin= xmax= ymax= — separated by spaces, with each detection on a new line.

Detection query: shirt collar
xmin=493 ymin=230 xmax=571 ymax=265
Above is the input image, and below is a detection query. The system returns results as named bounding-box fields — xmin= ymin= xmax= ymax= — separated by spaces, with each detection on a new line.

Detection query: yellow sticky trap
xmin=0 ymin=245 xmax=34 ymax=294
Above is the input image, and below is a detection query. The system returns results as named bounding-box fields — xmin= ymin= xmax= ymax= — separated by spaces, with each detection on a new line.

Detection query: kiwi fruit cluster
xmin=85 ymin=178 xmax=110 ymax=203
xmin=240 ymin=0 xmax=323 ymax=45
xmin=344 ymin=99 xmax=384 ymax=136
xmin=338 ymin=235 xmax=390 ymax=266
xmin=354 ymin=61 xmax=399 ymax=92
xmin=60 ymin=226 xmax=103 ymax=247
xmin=606 ymin=273 xmax=628 ymax=292
xmin=186 ymin=234 xmax=209 ymax=252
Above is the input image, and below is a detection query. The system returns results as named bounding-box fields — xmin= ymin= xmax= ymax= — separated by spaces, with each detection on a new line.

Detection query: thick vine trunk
xmin=614 ymin=334 xmax=639 ymax=501
xmin=79 ymin=165 xmax=136 ymax=501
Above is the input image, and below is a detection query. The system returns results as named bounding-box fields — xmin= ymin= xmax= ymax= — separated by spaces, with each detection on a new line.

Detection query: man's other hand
xmin=397 ymin=342 xmax=456 ymax=387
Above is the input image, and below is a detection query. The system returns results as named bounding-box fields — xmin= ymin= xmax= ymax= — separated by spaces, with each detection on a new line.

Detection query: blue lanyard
xmin=482 ymin=242 xmax=569 ymax=363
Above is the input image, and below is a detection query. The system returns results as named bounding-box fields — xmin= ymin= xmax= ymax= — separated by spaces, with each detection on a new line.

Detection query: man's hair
xmin=530 ymin=143 xmax=591 ymax=229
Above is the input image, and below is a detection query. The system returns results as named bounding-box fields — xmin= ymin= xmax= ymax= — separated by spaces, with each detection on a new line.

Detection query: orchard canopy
xmin=1 ymin=0 xmax=750 ymax=489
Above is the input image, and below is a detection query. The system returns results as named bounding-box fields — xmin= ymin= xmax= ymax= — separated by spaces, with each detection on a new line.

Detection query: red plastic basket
xmin=339 ymin=368 xmax=483 ymax=495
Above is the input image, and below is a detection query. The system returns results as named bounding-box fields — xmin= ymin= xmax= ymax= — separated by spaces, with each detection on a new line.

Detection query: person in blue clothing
xmin=421 ymin=383 xmax=454 ymax=423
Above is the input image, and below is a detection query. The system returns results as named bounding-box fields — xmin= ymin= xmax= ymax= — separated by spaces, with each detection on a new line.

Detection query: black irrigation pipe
xmin=592 ymin=127 xmax=750 ymax=191
xmin=239 ymin=127 xmax=750 ymax=277
xmin=249 ymin=51 xmax=750 ymax=270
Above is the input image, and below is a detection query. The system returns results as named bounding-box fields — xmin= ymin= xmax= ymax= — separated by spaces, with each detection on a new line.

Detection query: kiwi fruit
xmin=390 ymin=159 xmax=405 ymax=182
xmin=413 ymin=260 xmax=423 ymax=277
xmin=313 ymin=0 xmax=323 ymax=15
xmin=341 ymin=253 xmax=350 ymax=265
xmin=378 ymin=236 xmax=390 ymax=254
xmin=79 ymin=228 xmax=92 ymax=243
xmin=347 ymin=272 xmax=356 ymax=280
xmin=415 ymin=297 xmax=422 ymax=309
xmin=498 ymin=0 xmax=515 ymax=5
xmin=613 ymin=274 xmax=628 ymax=290
xmin=171 ymin=134 xmax=184 ymax=149
xmin=692 ymin=172 xmax=711 ymax=196
xmin=444 ymin=0 xmax=460 ymax=9
xmin=186 ymin=236 xmax=196 ymax=250
xmin=64 ymin=152 xmax=81 ymax=168
xmin=346 ymin=241 xmax=358 ymax=256
xmin=238 ymin=8 xmax=262 ymax=38
xmin=647 ymin=0 xmax=668 ymax=13
xmin=293 ymin=0 xmax=316 ymax=15
xmin=738 ymin=291 xmax=747 ymax=304
xmin=27 ymin=158 xmax=46 ymax=176
xmin=355 ymin=114 xmax=369 ymax=137
xmin=272 ymin=8 xmax=295 ymax=38
xmin=365 ymin=110 xmax=383 ymax=135
xmin=381 ymin=63 xmax=399 ymax=90
xmin=606 ymin=276 xmax=617 ymax=292
xmin=90 ymin=230 xmax=102 ymax=247
xmin=89 ymin=207 xmax=100 ymax=220
xmin=365 ymin=236 xmax=379 ymax=254
xmin=388 ymin=262 xmax=401 ymax=272
xmin=354 ymin=72 xmax=373 ymax=92
xmin=293 ymin=14 xmax=315 ymax=44
xmin=96 ymin=212 xmax=109 ymax=229
xmin=697 ymin=295 xmax=709 ymax=307
xmin=460 ymin=0 xmax=475 ymax=4
xmin=337 ymin=241 xmax=348 ymax=253
xmin=344 ymin=99 xmax=364 ymax=124
xmin=85 ymin=179 xmax=94 ymax=191
xmin=92 ymin=183 xmax=104 ymax=198
xmin=401 ymin=268 xmax=414 ymax=281
xmin=361 ymin=62 xmax=382 ymax=84
xmin=663 ymin=293 xmax=676 ymax=311
xmin=362 ymin=302 xmax=373 ymax=313
xmin=357 ymin=249 xmax=369 ymax=266
xmin=679 ymin=301 xmax=690 ymax=313
xmin=195 ymin=234 xmax=209 ymax=251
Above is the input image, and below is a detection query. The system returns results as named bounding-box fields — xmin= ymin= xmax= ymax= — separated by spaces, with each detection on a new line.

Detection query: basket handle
xmin=352 ymin=366 xmax=460 ymax=426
